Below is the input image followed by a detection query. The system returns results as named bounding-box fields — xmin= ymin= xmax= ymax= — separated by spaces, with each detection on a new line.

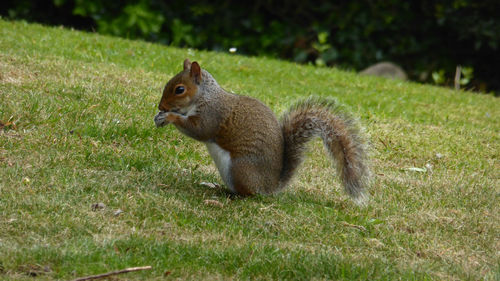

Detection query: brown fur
xmin=155 ymin=59 xmax=370 ymax=203
xmin=158 ymin=63 xmax=198 ymax=112
xmin=214 ymin=94 xmax=283 ymax=195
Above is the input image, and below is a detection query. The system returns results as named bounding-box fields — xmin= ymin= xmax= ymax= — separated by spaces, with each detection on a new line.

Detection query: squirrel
xmin=154 ymin=59 xmax=370 ymax=204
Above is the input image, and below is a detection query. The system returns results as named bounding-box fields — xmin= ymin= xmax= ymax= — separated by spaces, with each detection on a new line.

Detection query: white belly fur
xmin=205 ymin=142 xmax=234 ymax=192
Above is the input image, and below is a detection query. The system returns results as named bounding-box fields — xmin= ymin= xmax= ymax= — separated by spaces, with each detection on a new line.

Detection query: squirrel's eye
xmin=174 ymin=86 xmax=185 ymax=95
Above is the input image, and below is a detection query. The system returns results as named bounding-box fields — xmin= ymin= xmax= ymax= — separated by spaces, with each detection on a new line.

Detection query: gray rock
xmin=360 ymin=62 xmax=407 ymax=80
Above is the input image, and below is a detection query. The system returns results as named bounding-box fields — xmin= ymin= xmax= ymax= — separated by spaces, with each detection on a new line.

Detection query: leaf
xmin=367 ymin=218 xmax=385 ymax=225
xmin=317 ymin=32 xmax=329 ymax=44
xmin=405 ymin=167 xmax=427 ymax=173
xmin=0 ymin=121 xmax=17 ymax=130
xmin=204 ymin=199 xmax=223 ymax=208
xmin=432 ymin=70 xmax=446 ymax=85
xmin=200 ymin=182 xmax=219 ymax=189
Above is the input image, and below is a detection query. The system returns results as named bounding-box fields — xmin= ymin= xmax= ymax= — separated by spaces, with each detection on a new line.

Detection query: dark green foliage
xmin=2 ymin=0 xmax=499 ymax=94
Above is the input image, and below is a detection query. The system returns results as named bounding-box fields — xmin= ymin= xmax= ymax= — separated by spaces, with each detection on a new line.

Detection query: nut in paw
xmin=154 ymin=111 xmax=168 ymax=127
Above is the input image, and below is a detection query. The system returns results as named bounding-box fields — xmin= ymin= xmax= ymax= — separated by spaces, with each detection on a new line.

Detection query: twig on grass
xmin=342 ymin=222 xmax=367 ymax=232
xmin=72 ymin=266 xmax=152 ymax=281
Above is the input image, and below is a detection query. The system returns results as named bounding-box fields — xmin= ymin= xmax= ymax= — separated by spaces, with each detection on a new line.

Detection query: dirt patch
xmin=17 ymin=264 xmax=52 ymax=277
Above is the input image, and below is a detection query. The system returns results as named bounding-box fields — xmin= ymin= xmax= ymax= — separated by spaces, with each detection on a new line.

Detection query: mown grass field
xmin=0 ymin=19 xmax=499 ymax=280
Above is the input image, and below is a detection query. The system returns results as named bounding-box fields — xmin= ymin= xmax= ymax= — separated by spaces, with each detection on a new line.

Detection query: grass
xmin=0 ymin=19 xmax=498 ymax=280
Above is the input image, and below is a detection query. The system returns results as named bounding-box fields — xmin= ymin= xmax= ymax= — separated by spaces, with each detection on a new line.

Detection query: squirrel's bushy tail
xmin=279 ymin=98 xmax=370 ymax=204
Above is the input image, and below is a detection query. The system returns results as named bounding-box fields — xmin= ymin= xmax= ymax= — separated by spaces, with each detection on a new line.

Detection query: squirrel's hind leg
xmin=230 ymin=157 xmax=281 ymax=196
xmin=230 ymin=158 xmax=258 ymax=196
xmin=205 ymin=142 xmax=256 ymax=195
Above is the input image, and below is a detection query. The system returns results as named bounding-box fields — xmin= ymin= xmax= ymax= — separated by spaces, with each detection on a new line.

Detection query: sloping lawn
xmin=0 ymin=19 xmax=498 ymax=280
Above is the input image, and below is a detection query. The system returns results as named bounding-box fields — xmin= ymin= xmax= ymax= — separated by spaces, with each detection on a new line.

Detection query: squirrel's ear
xmin=183 ymin=59 xmax=192 ymax=71
xmin=190 ymin=61 xmax=202 ymax=84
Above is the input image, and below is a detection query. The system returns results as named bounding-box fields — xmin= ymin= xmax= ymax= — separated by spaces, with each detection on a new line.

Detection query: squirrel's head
xmin=158 ymin=59 xmax=202 ymax=114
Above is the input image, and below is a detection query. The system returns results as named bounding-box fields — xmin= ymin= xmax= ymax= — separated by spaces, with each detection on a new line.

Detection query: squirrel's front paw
xmin=154 ymin=111 xmax=168 ymax=127
xmin=165 ymin=112 xmax=182 ymax=123
xmin=154 ymin=111 xmax=182 ymax=127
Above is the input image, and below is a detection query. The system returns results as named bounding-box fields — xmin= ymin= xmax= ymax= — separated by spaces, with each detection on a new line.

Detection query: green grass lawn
xmin=0 ymin=19 xmax=498 ymax=280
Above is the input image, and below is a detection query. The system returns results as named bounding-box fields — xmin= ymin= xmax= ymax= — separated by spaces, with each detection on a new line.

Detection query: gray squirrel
xmin=154 ymin=59 xmax=370 ymax=204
